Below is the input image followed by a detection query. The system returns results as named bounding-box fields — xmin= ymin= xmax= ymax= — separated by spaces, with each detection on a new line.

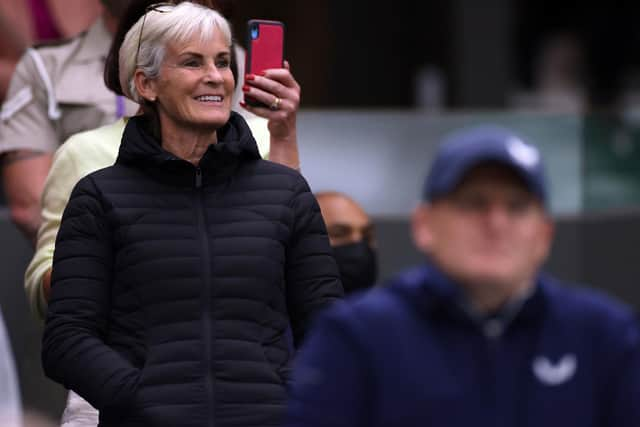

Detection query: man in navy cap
xmin=285 ymin=125 xmax=640 ymax=427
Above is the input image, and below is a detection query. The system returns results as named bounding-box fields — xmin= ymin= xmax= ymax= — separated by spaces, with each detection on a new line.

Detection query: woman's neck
xmin=159 ymin=120 xmax=218 ymax=166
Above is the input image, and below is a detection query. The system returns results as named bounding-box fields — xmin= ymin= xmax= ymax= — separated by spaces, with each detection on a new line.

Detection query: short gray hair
xmin=119 ymin=2 xmax=232 ymax=102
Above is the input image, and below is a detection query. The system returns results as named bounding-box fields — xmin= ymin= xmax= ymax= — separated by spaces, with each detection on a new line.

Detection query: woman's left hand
xmin=240 ymin=60 xmax=300 ymax=141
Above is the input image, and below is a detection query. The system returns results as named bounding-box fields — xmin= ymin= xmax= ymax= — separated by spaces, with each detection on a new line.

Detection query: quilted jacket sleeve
xmin=285 ymin=175 xmax=344 ymax=347
xmin=41 ymin=175 xmax=140 ymax=411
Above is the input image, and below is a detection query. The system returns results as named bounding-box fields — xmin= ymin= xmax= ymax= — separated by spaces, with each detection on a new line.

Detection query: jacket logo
xmin=532 ymin=354 xmax=577 ymax=386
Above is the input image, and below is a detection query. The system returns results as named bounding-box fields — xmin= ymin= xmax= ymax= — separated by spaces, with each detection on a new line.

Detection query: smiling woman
xmin=137 ymin=31 xmax=235 ymax=160
xmin=40 ymin=3 xmax=343 ymax=427
xmin=117 ymin=3 xmax=239 ymax=164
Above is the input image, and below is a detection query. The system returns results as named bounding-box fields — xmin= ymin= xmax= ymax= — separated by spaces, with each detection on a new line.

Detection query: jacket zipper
xmin=195 ymin=167 xmax=214 ymax=427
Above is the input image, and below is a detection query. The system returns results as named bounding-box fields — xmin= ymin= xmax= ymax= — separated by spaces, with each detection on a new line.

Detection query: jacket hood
xmin=116 ymin=111 xmax=262 ymax=171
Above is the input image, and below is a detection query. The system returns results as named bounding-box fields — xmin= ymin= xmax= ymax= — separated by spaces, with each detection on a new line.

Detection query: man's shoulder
xmin=32 ymin=32 xmax=84 ymax=53
xmin=28 ymin=32 xmax=86 ymax=67
xmin=24 ymin=19 xmax=106 ymax=76
xmin=339 ymin=266 xmax=434 ymax=314
xmin=541 ymin=276 xmax=638 ymax=342
xmin=542 ymin=276 xmax=633 ymax=317
xmin=321 ymin=273 xmax=423 ymax=334
xmin=8 ymin=35 xmax=84 ymax=95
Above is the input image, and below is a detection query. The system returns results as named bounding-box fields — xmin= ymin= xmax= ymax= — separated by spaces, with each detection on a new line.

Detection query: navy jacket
xmin=42 ymin=113 xmax=343 ymax=427
xmin=286 ymin=262 xmax=640 ymax=427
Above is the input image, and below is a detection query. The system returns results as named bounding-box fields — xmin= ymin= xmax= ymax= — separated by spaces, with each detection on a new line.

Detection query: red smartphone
xmin=245 ymin=19 xmax=285 ymax=107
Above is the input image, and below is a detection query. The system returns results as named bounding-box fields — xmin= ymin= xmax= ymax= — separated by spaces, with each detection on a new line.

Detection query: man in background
xmin=286 ymin=125 xmax=640 ymax=427
xmin=0 ymin=6 xmax=131 ymax=425
xmin=316 ymin=191 xmax=377 ymax=295
xmin=0 ymin=0 xmax=136 ymax=242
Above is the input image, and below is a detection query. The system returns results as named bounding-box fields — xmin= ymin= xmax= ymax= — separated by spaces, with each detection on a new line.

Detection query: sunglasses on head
xmin=135 ymin=2 xmax=175 ymax=67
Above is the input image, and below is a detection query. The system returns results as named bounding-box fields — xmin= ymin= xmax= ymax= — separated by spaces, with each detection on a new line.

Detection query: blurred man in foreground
xmin=316 ymin=192 xmax=377 ymax=295
xmin=286 ymin=126 xmax=640 ymax=427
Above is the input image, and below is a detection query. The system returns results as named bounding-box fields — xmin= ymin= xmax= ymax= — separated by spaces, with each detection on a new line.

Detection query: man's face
xmin=317 ymin=194 xmax=374 ymax=247
xmin=317 ymin=193 xmax=378 ymax=294
xmin=412 ymin=163 xmax=553 ymax=291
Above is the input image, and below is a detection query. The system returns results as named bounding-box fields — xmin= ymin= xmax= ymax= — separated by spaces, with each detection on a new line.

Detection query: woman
xmin=29 ymin=1 xmax=304 ymax=425
xmin=41 ymin=3 xmax=342 ymax=426
xmin=26 ymin=0 xmax=302 ymax=321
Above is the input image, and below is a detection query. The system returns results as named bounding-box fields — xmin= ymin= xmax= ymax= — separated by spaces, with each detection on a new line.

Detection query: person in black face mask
xmin=316 ymin=191 xmax=378 ymax=294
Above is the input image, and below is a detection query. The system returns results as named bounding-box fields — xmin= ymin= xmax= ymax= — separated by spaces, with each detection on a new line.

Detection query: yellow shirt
xmin=24 ymin=116 xmax=269 ymax=319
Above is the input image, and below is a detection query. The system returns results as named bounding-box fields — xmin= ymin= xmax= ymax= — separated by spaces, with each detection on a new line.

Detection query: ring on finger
xmin=269 ymin=96 xmax=282 ymax=111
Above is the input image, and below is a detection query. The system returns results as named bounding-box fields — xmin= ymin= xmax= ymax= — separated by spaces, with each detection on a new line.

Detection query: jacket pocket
xmin=260 ymin=333 xmax=292 ymax=386
xmin=98 ymin=367 xmax=144 ymax=425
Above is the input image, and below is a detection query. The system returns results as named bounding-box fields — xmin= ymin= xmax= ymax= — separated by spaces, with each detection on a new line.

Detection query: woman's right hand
xmin=240 ymin=61 xmax=301 ymax=170
xmin=240 ymin=60 xmax=300 ymax=139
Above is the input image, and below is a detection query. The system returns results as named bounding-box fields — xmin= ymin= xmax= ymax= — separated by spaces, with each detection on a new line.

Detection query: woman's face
xmin=150 ymin=31 xmax=234 ymax=132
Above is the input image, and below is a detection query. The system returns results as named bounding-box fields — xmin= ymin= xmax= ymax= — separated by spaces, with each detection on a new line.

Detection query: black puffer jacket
xmin=42 ymin=113 xmax=343 ymax=427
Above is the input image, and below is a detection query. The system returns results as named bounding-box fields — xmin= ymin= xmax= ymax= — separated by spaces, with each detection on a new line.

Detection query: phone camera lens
xmin=250 ymin=24 xmax=259 ymax=40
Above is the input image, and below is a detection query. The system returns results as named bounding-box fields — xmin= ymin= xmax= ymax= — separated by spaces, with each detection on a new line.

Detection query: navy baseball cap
xmin=423 ymin=125 xmax=548 ymax=205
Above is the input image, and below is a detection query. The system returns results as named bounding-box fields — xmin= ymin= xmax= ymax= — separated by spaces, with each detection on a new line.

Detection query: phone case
xmin=245 ymin=19 xmax=285 ymax=107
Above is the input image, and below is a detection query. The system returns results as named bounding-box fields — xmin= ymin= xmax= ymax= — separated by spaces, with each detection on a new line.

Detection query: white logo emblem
xmin=532 ymin=354 xmax=577 ymax=386
xmin=507 ymin=137 xmax=540 ymax=169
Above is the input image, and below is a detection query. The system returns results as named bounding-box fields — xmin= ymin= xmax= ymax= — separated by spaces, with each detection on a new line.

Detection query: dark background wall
xmin=227 ymin=0 xmax=640 ymax=109
xmin=230 ymin=0 xmax=451 ymax=107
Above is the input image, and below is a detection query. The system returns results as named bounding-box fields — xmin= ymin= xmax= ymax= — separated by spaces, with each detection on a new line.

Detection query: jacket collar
xmin=116 ymin=111 xmax=261 ymax=185
xmin=391 ymin=261 xmax=548 ymax=329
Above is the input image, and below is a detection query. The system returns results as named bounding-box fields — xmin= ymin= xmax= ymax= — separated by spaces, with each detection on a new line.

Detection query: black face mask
xmin=332 ymin=240 xmax=378 ymax=295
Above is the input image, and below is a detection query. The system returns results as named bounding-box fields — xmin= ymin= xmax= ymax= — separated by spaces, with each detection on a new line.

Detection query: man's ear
xmin=534 ymin=216 xmax=555 ymax=265
xmin=134 ymin=69 xmax=158 ymax=103
xmin=411 ymin=203 xmax=434 ymax=254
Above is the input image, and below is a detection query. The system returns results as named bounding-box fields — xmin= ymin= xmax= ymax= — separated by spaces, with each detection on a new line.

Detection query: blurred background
xmin=1 ymin=0 xmax=639 ymax=423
